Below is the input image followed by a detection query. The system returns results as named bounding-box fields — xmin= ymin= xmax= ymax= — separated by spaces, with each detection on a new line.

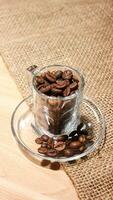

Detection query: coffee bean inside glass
xmin=28 ymin=65 xmax=84 ymax=137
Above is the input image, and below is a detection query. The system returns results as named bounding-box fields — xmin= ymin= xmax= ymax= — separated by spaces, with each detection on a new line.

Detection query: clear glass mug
xmin=27 ymin=65 xmax=84 ymax=137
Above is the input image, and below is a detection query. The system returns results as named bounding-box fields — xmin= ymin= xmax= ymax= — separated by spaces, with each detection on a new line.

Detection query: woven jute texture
xmin=0 ymin=0 xmax=113 ymax=199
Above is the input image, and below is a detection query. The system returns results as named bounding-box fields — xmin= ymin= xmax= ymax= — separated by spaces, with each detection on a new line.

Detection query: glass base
xmin=11 ymin=96 xmax=105 ymax=162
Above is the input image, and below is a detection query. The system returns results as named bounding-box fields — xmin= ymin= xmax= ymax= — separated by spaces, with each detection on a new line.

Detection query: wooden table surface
xmin=0 ymin=56 xmax=78 ymax=200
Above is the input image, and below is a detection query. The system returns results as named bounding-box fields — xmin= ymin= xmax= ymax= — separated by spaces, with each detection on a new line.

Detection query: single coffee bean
xmin=79 ymin=145 xmax=86 ymax=152
xmin=72 ymin=134 xmax=79 ymax=141
xmin=62 ymin=70 xmax=73 ymax=80
xmin=72 ymin=77 xmax=79 ymax=83
xmin=79 ymin=135 xmax=86 ymax=143
xmin=69 ymin=141 xmax=82 ymax=149
xmin=50 ymin=83 xmax=57 ymax=89
xmin=39 ymin=85 xmax=51 ymax=94
xmin=38 ymin=147 xmax=47 ymax=154
xmin=46 ymin=72 xmax=56 ymax=83
xmin=36 ymin=76 xmax=45 ymax=84
xmin=63 ymin=86 xmax=71 ymax=97
xmin=56 ymin=80 xmax=69 ymax=89
xmin=47 ymin=138 xmax=54 ymax=148
xmin=46 ymin=149 xmax=57 ymax=157
xmin=35 ymin=137 xmax=43 ymax=144
xmin=37 ymin=84 xmax=45 ymax=90
xmin=41 ymin=72 xmax=46 ymax=79
xmin=70 ymin=82 xmax=78 ymax=91
xmin=57 ymin=135 xmax=68 ymax=142
xmin=41 ymin=142 xmax=48 ymax=148
xmin=69 ymin=130 xmax=77 ymax=138
xmin=63 ymin=148 xmax=75 ymax=157
xmin=54 ymin=141 xmax=66 ymax=151
xmin=38 ymin=81 xmax=50 ymax=88
xmin=55 ymin=70 xmax=63 ymax=79
xmin=41 ymin=134 xmax=49 ymax=142
xmin=77 ymin=123 xmax=88 ymax=135
xmin=77 ymin=122 xmax=87 ymax=132
xmin=51 ymin=88 xmax=62 ymax=95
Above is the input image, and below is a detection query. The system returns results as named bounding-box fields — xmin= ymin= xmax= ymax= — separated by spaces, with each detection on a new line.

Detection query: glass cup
xmin=28 ymin=65 xmax=84 ymax=137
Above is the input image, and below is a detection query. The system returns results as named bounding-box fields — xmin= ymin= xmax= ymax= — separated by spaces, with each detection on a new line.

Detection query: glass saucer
xmin=11 ymin=96 xmax=105 ymax=162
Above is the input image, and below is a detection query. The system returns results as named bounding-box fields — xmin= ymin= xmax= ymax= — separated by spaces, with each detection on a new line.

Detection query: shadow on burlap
xmin=0 ymin=0 xmax=113 ymax=199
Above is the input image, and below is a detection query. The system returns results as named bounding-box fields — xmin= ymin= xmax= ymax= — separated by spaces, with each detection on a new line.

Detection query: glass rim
xmin=32 ymin=64 xmax=84 ymax=101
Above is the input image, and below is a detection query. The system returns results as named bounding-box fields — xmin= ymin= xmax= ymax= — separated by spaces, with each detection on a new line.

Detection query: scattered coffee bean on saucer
xmin=35 ymin=122 xmax=94 ymax=158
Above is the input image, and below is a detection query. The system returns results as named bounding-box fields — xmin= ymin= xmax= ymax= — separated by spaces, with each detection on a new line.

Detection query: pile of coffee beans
xmin=35 ymin=123 xmax=93 ymax=158
xmin=33 ymin=69 xmax=79 ymax=97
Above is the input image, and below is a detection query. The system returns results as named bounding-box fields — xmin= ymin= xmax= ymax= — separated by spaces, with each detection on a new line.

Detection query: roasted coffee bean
xmin=55 ymin=70 xmax=63 ymax=79
xmin=72 ymin=134 xmax=79 ymax=141
xmin=36 ymin=76 xmax=45 ymax=84
xmin=69 ymin=130 xmax=77 ymax=138
xmin=69 ymin=141 xmax=82 ymax=149
xmin=46 ymin=72 xmax=56 ymax=83
xmin=66 ymin=139 xmax=72 ymax=146
xmin=41 ymin=142 xmax=48 ymax=148
xmin=38 ymin=147 xmax=47 ymax=154
xmin=63 ymin=148 xmax=75 ymax=157
xmin=39 ymin=85 xmax=51 ymax=94
xmin=46 ymin=149 xmax=57 ymax=157
xmin=51 ymin=88 xmax=62 ymax=95
xmin=50 ymin=83 xmax=57 ymax=89
xmin=79 ymin=145 xmax=86 ymax=152
xmin=47 ymin=137 xmax=54 ymax=148
xmin=54 ymin=141 xmax=66 ymax=151
xmin=41 ymin=72 xmax=46 ymax=79
xmin=35 ymin=137 xmax=43 ymax=144
xmin=56 ymin=80 xmax=70 ymax=89
xmin=57 ymin=135 xmax=68 ymax=142
xmin=77 ymin=123 xmax=88 ymax=135
xmin=41 ymin=134 xmax=49 ymax=142
xmin=63 ymin=86 xmax=71 ymax=97
xmin=37 ymin=81 xmax=49 ymax=89
xmin=48 ymin=99 xmax=62 ymax=107
xmin=79 ymin=135 xmax=86 ymax=143
xmin=72 ymin=77 xmax=79 ymax=83
xmin=70 ymin=82 xmax=78 ymax=91
xmin=77 ymin=123 xmax=87 ymax=131
xmin=69 ymin=131 xmax=79 ymax=141
xmin=62 ymin=70 xmax=73 ymax=80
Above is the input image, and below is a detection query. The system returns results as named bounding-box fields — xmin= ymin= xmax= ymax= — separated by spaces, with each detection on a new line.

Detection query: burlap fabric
xmin=0 ymin=0 xmax=113 ymax=199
